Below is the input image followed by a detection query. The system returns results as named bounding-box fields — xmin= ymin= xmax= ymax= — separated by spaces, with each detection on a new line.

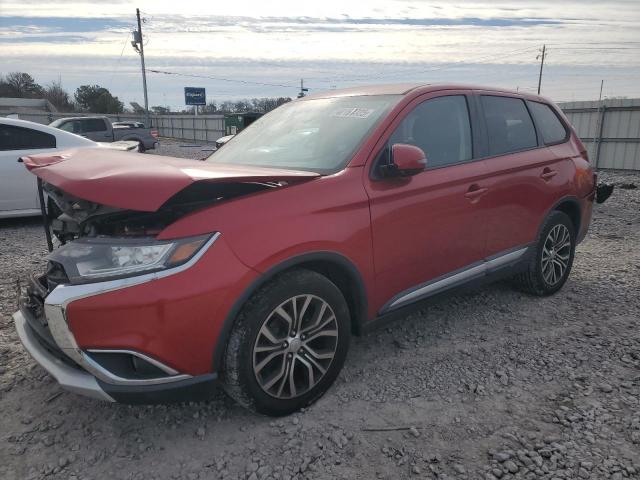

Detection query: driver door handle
xmin=540 ymin=167 xmax=558 ymax=181
xmin=464 ymin=184 xmax=488 ymax=202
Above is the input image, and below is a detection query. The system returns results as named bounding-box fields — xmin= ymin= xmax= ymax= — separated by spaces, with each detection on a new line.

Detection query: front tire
xmin=513 ymin=210 xmax=576 ymax=296
xmin=221 ymin=269 xmax=350 ymax=416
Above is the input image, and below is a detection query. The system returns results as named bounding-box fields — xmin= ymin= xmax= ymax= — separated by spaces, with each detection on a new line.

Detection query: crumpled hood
xmin=22 ymin=148 xmax=319 ymax=212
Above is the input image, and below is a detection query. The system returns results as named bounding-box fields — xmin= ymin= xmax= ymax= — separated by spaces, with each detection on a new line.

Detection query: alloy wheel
xmin=541 ymin=224 xmax=571 ymax=286
xmin=252 ymin=295 xmax=339 ymax=399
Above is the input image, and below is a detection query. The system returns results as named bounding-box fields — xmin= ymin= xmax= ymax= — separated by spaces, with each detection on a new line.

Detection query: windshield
xmin=207 ymin=95 xmax=399 ymax=174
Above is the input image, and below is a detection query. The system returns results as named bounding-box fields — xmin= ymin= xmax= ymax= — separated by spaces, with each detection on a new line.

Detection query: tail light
xmin=151 ymin=130 xmax=158 ymax=138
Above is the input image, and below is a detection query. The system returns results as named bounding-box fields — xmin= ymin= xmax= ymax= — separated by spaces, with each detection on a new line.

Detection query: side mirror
xmin=382 ymin=144 xmax=427 ymax=177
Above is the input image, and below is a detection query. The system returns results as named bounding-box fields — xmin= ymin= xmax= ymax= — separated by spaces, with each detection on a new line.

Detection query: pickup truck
xmin=49 ymin=116 xmax=158 ymax=152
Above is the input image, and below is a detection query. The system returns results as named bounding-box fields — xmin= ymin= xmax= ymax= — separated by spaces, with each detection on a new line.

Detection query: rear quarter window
xmin=82 ymin=119 xmax=107 ymax=132
xmin=0 ymin=124 xmax=56 ymax=151
xmin=481 ymin=96 xmax=538 ymax=156
xmin=59 ymin=120 xmax=81 ymax=134
xmin=528 ymin=101 xmax=568 ymax=145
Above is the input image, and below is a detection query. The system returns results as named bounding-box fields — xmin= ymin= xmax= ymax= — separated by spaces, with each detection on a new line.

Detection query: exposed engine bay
xmin=42 ymin=180 xmax=282 ymax=245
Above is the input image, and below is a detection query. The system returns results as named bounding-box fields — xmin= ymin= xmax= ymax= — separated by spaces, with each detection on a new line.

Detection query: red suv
xmin=15 ymin=84 xmax=596 ymax=416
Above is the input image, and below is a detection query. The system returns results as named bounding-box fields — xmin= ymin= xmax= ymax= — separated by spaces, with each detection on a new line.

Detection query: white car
xmin=0 ymin=118 xmax=138 ymax=219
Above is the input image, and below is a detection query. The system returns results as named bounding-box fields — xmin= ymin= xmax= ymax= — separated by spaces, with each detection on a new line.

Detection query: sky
xmin=1 ymin=0 xmax=639 ymax=110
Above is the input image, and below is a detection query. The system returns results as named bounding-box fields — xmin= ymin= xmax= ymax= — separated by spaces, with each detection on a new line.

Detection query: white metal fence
xmin=559 ymin=98 xmax=640 ymax=171
xmin=13 ymin=112 xmax=226 ymax=143
xmin=10 ymin=100 xmax=640 ymax=171
xmin=151 ymin=115 xmax=225 ymax=143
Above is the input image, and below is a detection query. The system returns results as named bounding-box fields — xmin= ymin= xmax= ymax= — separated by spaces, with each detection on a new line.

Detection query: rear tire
xmin=221 ymin=269 xmax=350 ymax=416
xmin=137 ymin=142 xmax=146 ymax=153
xmin=513 ymin=210 xmax=576 ymax=296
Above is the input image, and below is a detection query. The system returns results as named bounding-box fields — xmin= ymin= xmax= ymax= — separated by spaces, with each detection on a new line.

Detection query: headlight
xmin=48 ymin=234 xmax=213 ymax=284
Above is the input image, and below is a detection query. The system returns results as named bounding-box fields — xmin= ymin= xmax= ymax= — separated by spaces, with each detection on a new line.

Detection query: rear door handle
xmin=464 ymin=184 xmax=488 ymax=202
xmin=540 ymin=168 xmax=558 ymax=181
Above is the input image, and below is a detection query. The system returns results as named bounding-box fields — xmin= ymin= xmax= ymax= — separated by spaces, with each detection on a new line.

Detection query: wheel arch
xmin=537 ymin=196 xmax=581 ymax=241
xmin=119 ymin=134 xmax=143 ymax=143
xmin=553 ymin=197 xmax=581 ymax=234
xmin=212 ymin=251 xmax=368 ymax=372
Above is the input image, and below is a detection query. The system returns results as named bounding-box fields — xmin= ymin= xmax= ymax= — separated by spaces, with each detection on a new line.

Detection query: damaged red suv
xmin=15 ymin=84 xmax=596 ymax=416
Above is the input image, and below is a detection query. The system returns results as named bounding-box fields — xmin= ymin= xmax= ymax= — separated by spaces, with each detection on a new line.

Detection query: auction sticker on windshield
xmin=331 ymin=108 xmax=375 ymax=119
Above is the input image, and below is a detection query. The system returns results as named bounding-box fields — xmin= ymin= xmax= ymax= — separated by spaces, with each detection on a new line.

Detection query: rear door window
xmin=528 ymin=101 xmax=568 ymax=145
xmin=59 ymin=120 xmax=82 ymax=134
xmin=0 ymin=124 xmax=56 ymax=151
xmin=390 ymin=95 xmax=473 ymax=169
xmin=81 ymin=118 xmax=107 ymax=132
xmin=481 ymin=96 xmax=538 ymax=156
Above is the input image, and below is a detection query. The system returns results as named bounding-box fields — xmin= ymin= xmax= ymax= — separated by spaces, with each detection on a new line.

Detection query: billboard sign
xmin=184 ymin=87 xmax=206 ymax=106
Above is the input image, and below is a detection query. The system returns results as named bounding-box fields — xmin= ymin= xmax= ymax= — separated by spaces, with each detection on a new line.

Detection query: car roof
xmin=52 ymin=116 xmax=108 ymax=122
xmin=306 ymin=83 xmax=551 ymax=103
xmin=0 ymin=117 xmax=55 ymax=129
xmin=0 ymin=116 xmax=97 ymax=146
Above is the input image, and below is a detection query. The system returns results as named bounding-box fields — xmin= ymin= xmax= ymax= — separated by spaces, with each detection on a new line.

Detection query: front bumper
xmin=12 ymin=231 xmax=249 ymax=403
xmin=14 ymin=308 xmax=219 ymax=403
xmin=14 ymin=310 xmax=114 ymax=401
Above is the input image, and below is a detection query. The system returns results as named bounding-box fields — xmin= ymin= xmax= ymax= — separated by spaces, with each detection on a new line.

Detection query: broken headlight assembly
xmin=48 ymin=234 xmax=214 ymax=284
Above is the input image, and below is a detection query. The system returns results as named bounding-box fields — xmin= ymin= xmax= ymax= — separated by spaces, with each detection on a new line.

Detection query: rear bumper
xmin=14 ymin=309 xmax=219 ymax=403
xmin=576 ymin=188 xmax=596 ymax=245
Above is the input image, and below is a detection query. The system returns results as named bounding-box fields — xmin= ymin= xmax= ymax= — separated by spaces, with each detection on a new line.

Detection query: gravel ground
xmin=151 ymin=138 xmax=218 ymax=160
xmin=1 ymin=147 xmax=639 ymax=479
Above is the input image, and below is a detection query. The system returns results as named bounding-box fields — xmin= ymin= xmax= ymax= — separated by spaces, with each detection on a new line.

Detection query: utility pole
xmin=598 ymin=79 xmax=604 ymax=103
xmin=537 ymin=44 xmax=546 ymax=95
xmin=297 ymin=79 xmax=308 ymax=98
xmin=134 ymin=8 xmax=149 ymax=125
xmin=591 ymin=79 xmax=605 ymax=164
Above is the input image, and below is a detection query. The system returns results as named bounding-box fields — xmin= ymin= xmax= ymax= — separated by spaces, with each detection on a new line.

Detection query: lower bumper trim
xmin=13 ymin=311 xmax=115 ymax=402
xmin=99 ymin=373 xmax=219 ymax=404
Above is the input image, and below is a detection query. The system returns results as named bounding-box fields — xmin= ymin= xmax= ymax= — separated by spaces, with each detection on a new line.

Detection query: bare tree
xmin=1 ymin=72 xmax=44 ymax=98
xmin=43 ymin=80 xmax=73 ymax=111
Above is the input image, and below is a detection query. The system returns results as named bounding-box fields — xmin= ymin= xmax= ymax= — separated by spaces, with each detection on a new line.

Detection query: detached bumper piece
xmin=596 ymin=183 xmax=614 ymax=204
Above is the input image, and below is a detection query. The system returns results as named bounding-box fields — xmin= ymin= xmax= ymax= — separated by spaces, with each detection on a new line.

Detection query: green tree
xmin=74 ymin=85 xmax=124 ymax=113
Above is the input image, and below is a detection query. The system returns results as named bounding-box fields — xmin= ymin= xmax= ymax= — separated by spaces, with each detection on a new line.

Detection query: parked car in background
xmin=214 ymin=134 xmax=235 ymax=150
xmin=0 ymin=117 xmax=139 ymax=219
xmin=49 ymin=116 xmax=158 ymax=152
xmin=14 ymin=84 xmax=600 ymax=416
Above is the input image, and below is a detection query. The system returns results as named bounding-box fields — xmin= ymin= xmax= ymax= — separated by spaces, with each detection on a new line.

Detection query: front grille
xmin=20 ymin=272 xmax=79 ymax=369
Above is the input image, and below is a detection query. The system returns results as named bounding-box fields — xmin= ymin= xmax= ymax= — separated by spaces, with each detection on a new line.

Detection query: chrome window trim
xmin=42 ymin=232 xmax=220 ymax=386
xmin=384 ymin=246 xmax=529 ymax=312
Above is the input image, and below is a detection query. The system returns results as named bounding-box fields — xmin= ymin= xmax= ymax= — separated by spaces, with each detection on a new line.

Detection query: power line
xmin=309 ymin=46 xmax=541 ymax=85
xmin=106 ymin=33 xmax=131 ymax=92
xmin=146 ymin=68 xmax=299 ymax=89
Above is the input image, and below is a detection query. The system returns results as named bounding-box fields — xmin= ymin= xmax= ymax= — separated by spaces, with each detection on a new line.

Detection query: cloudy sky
xmin=1 ymin=0 xmax=639 ymax=110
